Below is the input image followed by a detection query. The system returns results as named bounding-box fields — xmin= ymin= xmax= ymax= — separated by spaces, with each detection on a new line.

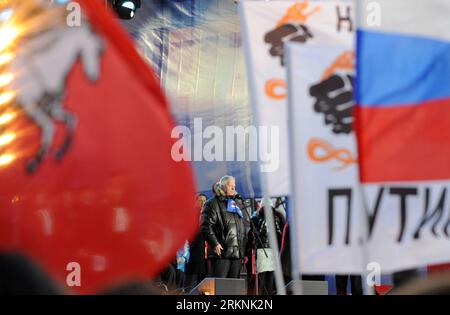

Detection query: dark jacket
xmin=201 ymin=195 xmax=246 ymax=260
xmin=185 ymin=231 xmax=207 ymax=275
xmin=247 ymin=208 xmax=285 ymax=251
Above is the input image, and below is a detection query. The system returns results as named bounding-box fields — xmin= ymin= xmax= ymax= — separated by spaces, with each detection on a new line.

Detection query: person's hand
xmin=214 ymin=244 xmax=223 ymax=257
xmin=177 ymin=256 xmax=186 ymax=265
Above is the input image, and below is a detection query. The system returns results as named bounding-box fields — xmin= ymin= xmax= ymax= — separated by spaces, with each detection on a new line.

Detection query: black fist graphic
xmin=309 ymin=74 xmax=354 ymax=134
xmin=264 ymin=23 xmax=313 ymax=66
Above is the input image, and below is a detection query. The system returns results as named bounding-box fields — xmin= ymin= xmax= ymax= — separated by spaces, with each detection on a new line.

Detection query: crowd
xmin=0 ymin=174 xmax=446 ymax=295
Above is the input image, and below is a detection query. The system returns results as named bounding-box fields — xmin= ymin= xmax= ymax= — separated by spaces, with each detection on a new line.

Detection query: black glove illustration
xmin=264 ymin=23 xmax=313 ymax=66
xmin=309 ymin=74 xmax=354 ymax=134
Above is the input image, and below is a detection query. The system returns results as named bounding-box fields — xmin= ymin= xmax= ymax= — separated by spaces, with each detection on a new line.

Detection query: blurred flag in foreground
xmin=0 ymin=0 xmax=197 ymax=293
xmin=355 ymin=0 xmax=450 ymax=270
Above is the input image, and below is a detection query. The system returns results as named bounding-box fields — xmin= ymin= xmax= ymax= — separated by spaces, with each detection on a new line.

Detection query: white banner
xmin=287 ymin=45 xmax=450 ymax=274
xmin=286 ymin=43 xmax=364 ymax=274
xmin=363 ymin=181 xmax=450 ymax=273
xmin=240 ymin=0 xmax=354 ymax=197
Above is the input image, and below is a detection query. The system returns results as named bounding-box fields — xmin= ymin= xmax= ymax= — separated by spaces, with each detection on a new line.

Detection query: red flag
xmin=0 ymin=0 xmax=198 ymax=293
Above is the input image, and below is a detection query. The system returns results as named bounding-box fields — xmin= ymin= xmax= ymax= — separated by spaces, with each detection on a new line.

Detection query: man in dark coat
xmin=201 ymin=176 xmax=246 ymax=279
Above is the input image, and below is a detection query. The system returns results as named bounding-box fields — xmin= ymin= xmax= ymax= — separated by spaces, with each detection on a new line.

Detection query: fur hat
xmin=212 ymin=181 xmax=226 ymax=197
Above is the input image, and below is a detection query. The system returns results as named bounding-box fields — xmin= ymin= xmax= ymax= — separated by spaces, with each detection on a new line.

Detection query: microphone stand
xmin=237 ymin=197 xmax=268 ymax=258
xmin=236 ymin=196 xmax=269 ymax=295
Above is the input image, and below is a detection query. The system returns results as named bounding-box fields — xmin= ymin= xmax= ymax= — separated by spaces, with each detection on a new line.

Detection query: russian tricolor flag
xmin=355 ymin=0 xmax=450 ymax=183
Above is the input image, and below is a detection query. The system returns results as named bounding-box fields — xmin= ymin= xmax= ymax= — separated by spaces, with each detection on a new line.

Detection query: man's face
xmin=196 ymin=195 xmax=206 ymax=211
xmin=224 ymin=179 xmax=236 ymax=197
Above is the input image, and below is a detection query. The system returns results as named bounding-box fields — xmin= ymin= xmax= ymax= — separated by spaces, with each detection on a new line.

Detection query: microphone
xmin=234 ymin=193 xmax=244 ymax=200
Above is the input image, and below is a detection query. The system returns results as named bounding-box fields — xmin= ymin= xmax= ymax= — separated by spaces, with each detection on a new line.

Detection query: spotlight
xmin=109 ymin=0 xmax=141 ymax=20
xmin=0 ymin=8 xmax=13 ymax=22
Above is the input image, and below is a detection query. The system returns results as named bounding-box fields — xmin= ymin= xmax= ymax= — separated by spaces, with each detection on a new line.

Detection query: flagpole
xmin=285 ymin=42 xmax=303 ymax=296
xmin=354 ymin=0 xmax=374 ymax=296
xmin=355 ymin=184 xmax=375 ymax=295
xmin=239 ymin=0 xmax=286 ymax=295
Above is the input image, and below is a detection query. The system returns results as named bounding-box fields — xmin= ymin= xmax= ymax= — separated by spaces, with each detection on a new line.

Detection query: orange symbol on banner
xmin=265 ymin=78 xmax=287 ymax=100
xmin=276 ymin=1 xmax=321 ymax=27
xmin=307 ymin=138 xmax=357 ymax=171
xmin=322 ymin=51 xmax=355 ymax=80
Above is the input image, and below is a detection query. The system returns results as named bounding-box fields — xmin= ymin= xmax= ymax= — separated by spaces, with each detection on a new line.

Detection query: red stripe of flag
xmin=355 ymin=97 xmax=450 ymax=182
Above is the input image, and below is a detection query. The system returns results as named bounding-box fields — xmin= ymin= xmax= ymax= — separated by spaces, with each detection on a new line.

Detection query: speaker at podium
xmin=285 ymin=280 xmax=329 ymax=295
xmin=188 ymin=278 xmax=247 ymax=295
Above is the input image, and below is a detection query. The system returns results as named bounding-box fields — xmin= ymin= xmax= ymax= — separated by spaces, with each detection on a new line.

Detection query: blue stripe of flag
xmin=356 ymin=30 xmax=450 ymax=107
